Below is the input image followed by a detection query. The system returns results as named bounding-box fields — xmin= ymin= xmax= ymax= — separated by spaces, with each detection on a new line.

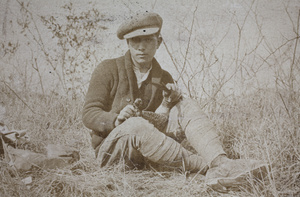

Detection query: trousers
xmin=96 ymin=98 xmax=225 ymax=173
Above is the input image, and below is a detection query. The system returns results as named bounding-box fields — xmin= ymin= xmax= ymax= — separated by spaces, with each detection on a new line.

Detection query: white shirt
xmin=132 ymin=64 xmax=152 ymax=88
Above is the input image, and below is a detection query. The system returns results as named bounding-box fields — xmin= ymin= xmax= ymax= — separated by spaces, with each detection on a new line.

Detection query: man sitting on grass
xmin=82 ymin=12 xmax=268 ymax=193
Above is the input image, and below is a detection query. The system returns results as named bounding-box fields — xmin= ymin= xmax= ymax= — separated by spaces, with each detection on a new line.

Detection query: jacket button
xmin=126 ymin=98 xmax=131 ymax=102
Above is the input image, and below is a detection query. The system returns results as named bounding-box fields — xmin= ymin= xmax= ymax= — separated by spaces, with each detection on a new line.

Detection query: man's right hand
xmin=114 ymin=104 xmax=136 ymax=127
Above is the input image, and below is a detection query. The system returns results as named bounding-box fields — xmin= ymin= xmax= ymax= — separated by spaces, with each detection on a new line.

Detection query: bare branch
xmin=1 ymin=80 xmax=35 ymax=114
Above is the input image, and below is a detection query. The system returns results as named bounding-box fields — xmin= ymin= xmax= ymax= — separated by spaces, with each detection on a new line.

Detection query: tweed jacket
xmin=82 ymin=51 xmax=173 ymax=138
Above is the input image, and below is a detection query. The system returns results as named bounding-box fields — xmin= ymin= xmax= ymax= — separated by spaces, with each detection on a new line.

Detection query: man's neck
xmin=131 ymin=58 xmax=151 ymax=73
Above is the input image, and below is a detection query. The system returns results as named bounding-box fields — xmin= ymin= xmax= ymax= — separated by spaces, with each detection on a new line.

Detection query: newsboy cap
xmin=117 ymin=12 xmax=163 ymax=40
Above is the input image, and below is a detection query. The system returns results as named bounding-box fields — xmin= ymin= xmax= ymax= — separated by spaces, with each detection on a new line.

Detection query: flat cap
xmin=117 ymin=12 xmax=163 ymax=40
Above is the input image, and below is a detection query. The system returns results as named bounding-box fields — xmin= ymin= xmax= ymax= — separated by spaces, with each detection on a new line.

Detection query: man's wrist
xmin=161 ymin=99 xmax=173 ymax=108
xmin=114 ymin=116 xmax=121 ymax=127
xmin=155 ymin=104 xmax=170 ymax=114
xmin=161 ymin=96 xmax=182 ymax=109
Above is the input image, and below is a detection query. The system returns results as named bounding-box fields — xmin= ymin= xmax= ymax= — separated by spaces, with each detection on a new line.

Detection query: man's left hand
xmin=162 ymin=83 xmax=182 ymax=108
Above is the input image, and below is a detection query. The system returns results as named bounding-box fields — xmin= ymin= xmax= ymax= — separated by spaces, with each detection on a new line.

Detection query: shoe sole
xmin=207 ymin=163 xmax=269 ymax=193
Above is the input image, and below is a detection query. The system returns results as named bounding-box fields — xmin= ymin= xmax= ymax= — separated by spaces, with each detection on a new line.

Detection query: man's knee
xmin=119 ymin=117 xmax=155 ymax=136
xmin=177 ymin=98 xmax=208 ymax=119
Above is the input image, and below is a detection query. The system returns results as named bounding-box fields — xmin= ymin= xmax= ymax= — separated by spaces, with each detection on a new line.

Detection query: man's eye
xmin=145 ymin=38 xmax=154 ymax=42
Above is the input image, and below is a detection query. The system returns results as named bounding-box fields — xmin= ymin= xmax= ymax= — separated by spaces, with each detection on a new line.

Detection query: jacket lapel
xmin=146 ymin=58 xmax=163 ymax=109
xmin=124 ymin=51 xmax=139 ymax=102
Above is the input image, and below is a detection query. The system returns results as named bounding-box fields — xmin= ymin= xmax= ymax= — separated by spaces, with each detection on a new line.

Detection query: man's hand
xmin=162 ymin=83 xmax=182 ymax=108
xmin=114 ymin=104 xmax=136 ymax=127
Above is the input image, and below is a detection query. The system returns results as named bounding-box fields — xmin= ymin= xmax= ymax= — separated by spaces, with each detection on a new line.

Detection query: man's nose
xmin=137 ymin=40 xmax=147 ymax=51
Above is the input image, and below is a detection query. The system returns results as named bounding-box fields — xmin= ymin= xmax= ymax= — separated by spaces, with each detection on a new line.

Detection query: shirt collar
xmin=132 ymin=62 xmax=152 ymax=88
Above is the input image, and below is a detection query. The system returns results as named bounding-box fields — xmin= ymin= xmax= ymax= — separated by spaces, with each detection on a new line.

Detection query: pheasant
xmin=132 ymin=98 xmax=169 ymax=131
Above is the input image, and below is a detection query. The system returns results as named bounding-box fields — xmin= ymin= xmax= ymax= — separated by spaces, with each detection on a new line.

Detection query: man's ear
xmin=157 ymin=36 xmax=163 ymax=49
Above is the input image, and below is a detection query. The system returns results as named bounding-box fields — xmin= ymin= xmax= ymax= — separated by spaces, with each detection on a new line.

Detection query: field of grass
xmin=0 ymin=84 xmax=299 ymax=196
xmin=0 ymin=0 xmax=299 ymax=196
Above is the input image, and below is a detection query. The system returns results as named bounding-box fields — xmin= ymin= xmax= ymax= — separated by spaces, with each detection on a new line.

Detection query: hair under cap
xmin=117 ymin=12 xmax=163 ymax=40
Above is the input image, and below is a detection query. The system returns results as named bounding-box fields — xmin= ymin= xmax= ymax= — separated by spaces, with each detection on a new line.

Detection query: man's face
xmin=127 ymin=34 xmax=162 ymax=66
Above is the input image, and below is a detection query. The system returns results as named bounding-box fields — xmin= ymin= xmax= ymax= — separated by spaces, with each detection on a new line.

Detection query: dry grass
xmin=210 ymin=89 xmax=300 ymax=197
xmin=0 ymin=84 xmax=299 ymax=197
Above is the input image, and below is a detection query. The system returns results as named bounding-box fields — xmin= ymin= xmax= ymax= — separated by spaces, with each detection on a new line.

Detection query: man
xmin=82 ymin=12 xmax=268 ymax=193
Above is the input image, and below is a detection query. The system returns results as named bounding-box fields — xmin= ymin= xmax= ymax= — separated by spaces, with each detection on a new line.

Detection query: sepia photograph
xmin=0 ymin=0 xmax=299 ymax=196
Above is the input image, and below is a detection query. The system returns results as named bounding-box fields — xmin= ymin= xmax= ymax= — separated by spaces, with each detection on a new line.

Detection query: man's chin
xmin=135 ymin=59 xmax=151 ymax=64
